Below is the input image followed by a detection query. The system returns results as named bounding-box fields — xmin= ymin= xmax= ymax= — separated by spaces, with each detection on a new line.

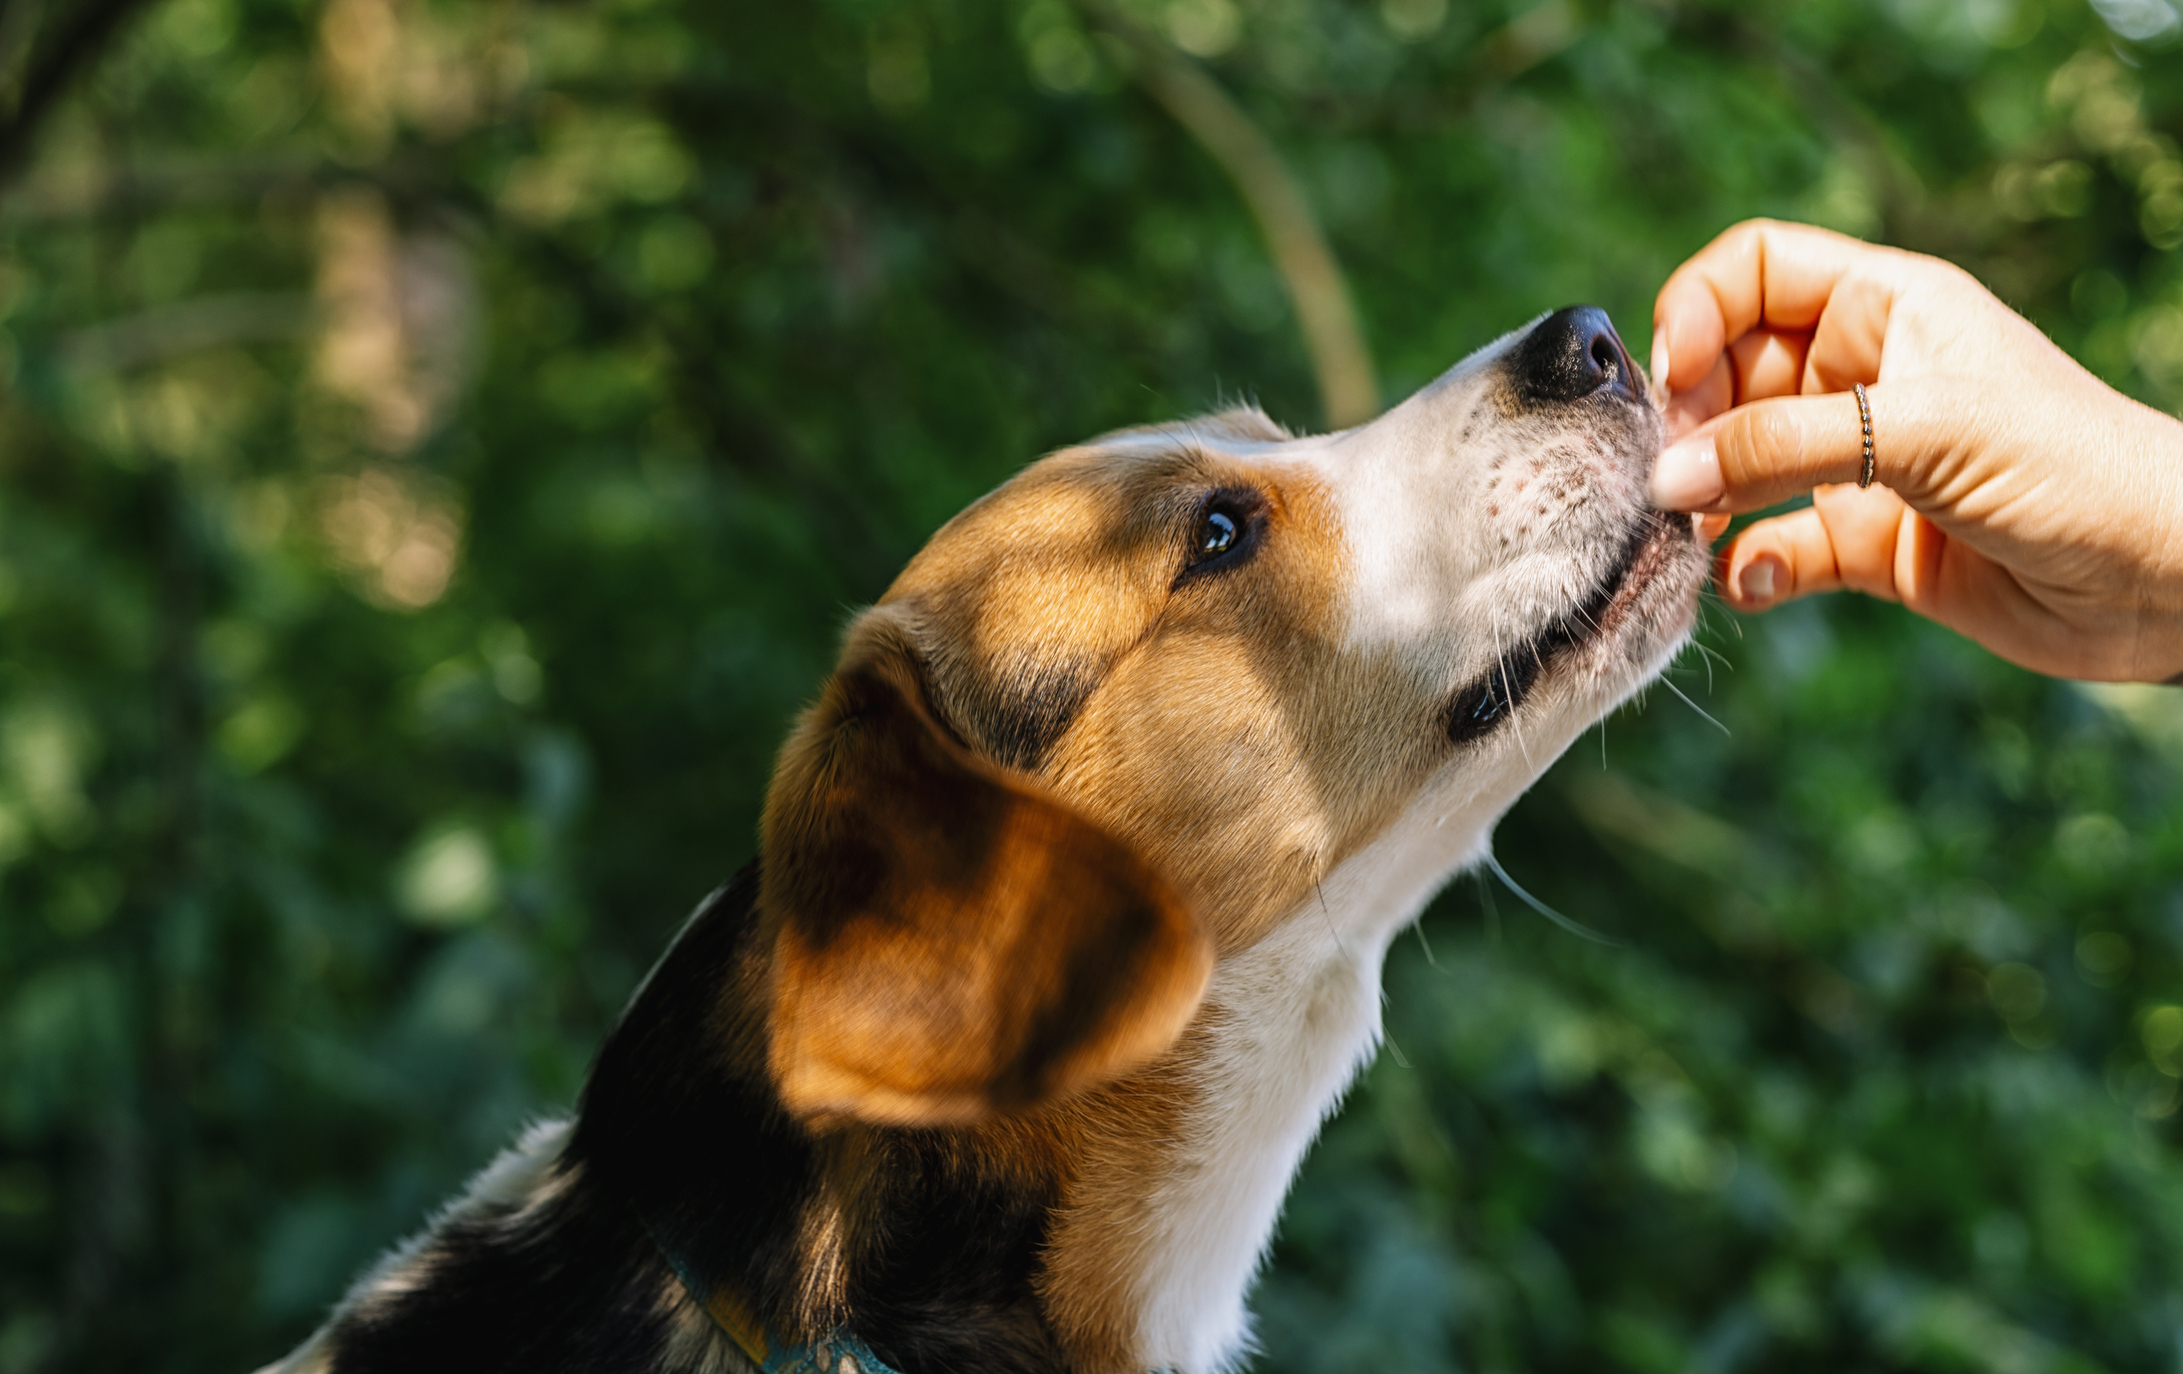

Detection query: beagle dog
xmin=261 ymin=306 xmax=1709 ymax=1374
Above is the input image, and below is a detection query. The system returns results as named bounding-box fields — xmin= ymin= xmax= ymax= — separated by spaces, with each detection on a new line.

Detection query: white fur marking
xmin=1131 ymin=759 xmax=1518 ymax=1374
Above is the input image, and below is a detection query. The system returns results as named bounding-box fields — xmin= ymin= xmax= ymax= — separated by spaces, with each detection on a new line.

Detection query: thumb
xmin=1649 ymin=384 xmax=1946 ymax=514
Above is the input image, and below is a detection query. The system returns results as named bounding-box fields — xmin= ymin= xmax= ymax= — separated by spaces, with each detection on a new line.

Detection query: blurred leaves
xmin=4 ymin=0 xmax=2183 ymax=1371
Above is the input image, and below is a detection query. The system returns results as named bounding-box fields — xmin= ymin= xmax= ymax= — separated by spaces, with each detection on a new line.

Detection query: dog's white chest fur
xmin=1130 ymin=783 xmax=1502 ymax=1374
xmin=1130 ymin=921 xmax=1387 ymax=1373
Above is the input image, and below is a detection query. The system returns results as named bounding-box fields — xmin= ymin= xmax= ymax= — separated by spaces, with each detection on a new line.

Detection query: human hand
xmin=1648 ymin=219 xmax=2183 ymax=683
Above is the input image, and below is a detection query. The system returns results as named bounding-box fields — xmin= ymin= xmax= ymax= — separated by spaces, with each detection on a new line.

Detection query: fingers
xmin=1657 ymin=329 xmax=1816 ymax=444
xmin=1652 ymin=220 xmax=1905 ymax=399
xmin=1716 ymin=492 xmax=2139 ymax=682
xmin=1662 ymin=352 xmax=1732 ymax=441
xmin=1717 ymin=486 xmax=1921 ymax=610
xmin=1653 ymin=221 xmax=1861 ymax=394
xmin=1718 ymin=507 xmax=1839 ymax=608
xmin=1651 ymin=382 xmax=1958 ymax=514
xmin=1713 ymin=393 xmax=1867 ymax=510
xmin=1716 ymin=492 xmax=2103 ymax=680
xmin=1651 ymin=391 xmax=1863 ymax=512
xmin=1729 ymin=328 xmax=1812 ymax=403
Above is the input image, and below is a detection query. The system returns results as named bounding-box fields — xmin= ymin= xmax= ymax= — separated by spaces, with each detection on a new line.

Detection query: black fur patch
xmin=1445 ymin=649 xmax=1548 ymax=746
xmin=313 ymin=866 xmax=1077 ymax=1374
xmin=323 ymin=1187 xmax=674 ymax=1374
xmin=580 ymin=866 xmax=1076 ymax=1372
xmin=966 ymin=659 xmax=1102 ymax=772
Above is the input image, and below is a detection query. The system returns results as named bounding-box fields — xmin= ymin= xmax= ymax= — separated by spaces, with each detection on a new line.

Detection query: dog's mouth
xmin=1445 ymin=510 xmax=1690 ymax=745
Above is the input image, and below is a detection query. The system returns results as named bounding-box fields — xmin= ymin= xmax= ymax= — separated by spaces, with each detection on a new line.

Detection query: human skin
xmin=1646 ymin=218 xmax=2183 ymax=684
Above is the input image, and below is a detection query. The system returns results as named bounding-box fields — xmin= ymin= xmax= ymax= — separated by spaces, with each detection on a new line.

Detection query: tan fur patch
xmin=879 ymin=441 xmax=1428 ymax=952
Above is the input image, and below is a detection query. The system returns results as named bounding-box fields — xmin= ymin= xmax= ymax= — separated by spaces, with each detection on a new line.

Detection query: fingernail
xmin=1649 ymin=325 xmax=1671 ymax=397
xmin=1649 ymin=435 xmax=1722 ymax=511
xmin=1737 ymin=555 xmax=1784 ymax=605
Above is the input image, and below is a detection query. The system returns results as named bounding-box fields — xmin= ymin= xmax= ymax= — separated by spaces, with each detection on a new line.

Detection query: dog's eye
xmin=1197 ymin=510 xmax=1238 ymax=559
xmin=1174 ymin=492 xmax=1262 ymax=590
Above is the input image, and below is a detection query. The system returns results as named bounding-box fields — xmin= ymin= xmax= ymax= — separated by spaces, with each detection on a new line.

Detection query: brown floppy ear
xmin=760 ymin=621 xmax=1211 ymax=1127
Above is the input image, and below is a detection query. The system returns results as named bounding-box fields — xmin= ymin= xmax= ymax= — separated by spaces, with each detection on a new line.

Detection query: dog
xmin=259 ymin=305 xmax=1709 ymax=1374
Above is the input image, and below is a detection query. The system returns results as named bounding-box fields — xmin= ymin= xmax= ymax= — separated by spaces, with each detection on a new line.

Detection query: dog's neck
xmin=1065 ymin=775 xmax=1504 ymax=1373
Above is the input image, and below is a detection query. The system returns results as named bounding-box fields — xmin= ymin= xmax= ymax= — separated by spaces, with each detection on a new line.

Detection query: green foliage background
xmin=6 ymin=0 xmax=2183 ymax=1369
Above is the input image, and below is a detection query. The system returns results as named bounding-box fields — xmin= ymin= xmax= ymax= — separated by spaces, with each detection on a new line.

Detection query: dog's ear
xmin=760 ymin=621 xmax=1211 ymax=1127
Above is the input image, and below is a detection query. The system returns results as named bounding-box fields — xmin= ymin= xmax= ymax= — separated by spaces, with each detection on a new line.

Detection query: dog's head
xmin=758 ymin=307 xmax=1710 ymax=1125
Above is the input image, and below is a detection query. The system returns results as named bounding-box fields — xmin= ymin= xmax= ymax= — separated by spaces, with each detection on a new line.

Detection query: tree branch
xmin=1093 ymin=20 xmax=1379 ymax=428
xmin=0 ymin=0 xmax=159 ymax=184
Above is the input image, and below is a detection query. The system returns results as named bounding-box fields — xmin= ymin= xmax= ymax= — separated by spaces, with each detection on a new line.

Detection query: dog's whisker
xmin=1664 ymin=643 xmax=1718 ymax=696
xmin=1659 ymin=675 xmax=1731 ymax=736
xmin=1316 ymin=880 xmax=1355 ymax=965
xmin=1691 ymin=639 xmax=1733 ymax=680
xmin=1489 ymin=622 xmax=1534 ymax=765
xmin=1482 ymin=852 xmax=1622 ymax=947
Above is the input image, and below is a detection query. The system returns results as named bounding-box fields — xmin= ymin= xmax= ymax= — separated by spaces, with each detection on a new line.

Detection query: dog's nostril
xmin=1589 ymin=334 xmax=1620 ymax=384
xmin=1507 ymin=305 xmax=1641 ymax=406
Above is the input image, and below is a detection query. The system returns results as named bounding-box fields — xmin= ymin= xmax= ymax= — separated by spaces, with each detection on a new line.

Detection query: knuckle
xmin=1923 ymin=258 xmax=1978 ymax=293
xmin=1720 ymin=405 xmax=1800 ymax=489
xmin=1720 ymin=219 xmax=1771 ymax=253
xmin=1755 ymin=405 xmax=1804 ymax=466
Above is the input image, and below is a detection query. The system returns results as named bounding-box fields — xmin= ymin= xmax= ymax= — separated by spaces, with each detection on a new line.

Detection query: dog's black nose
xmin=1506 ymin=305 xmax=1641 ymax=406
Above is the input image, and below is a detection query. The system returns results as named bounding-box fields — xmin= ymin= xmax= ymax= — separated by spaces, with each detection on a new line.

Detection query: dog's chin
xmin=1445 ymin=502 xmax=1705 ymax=748
xmin=1558 ymin=507 xmax=1710 ymax=701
